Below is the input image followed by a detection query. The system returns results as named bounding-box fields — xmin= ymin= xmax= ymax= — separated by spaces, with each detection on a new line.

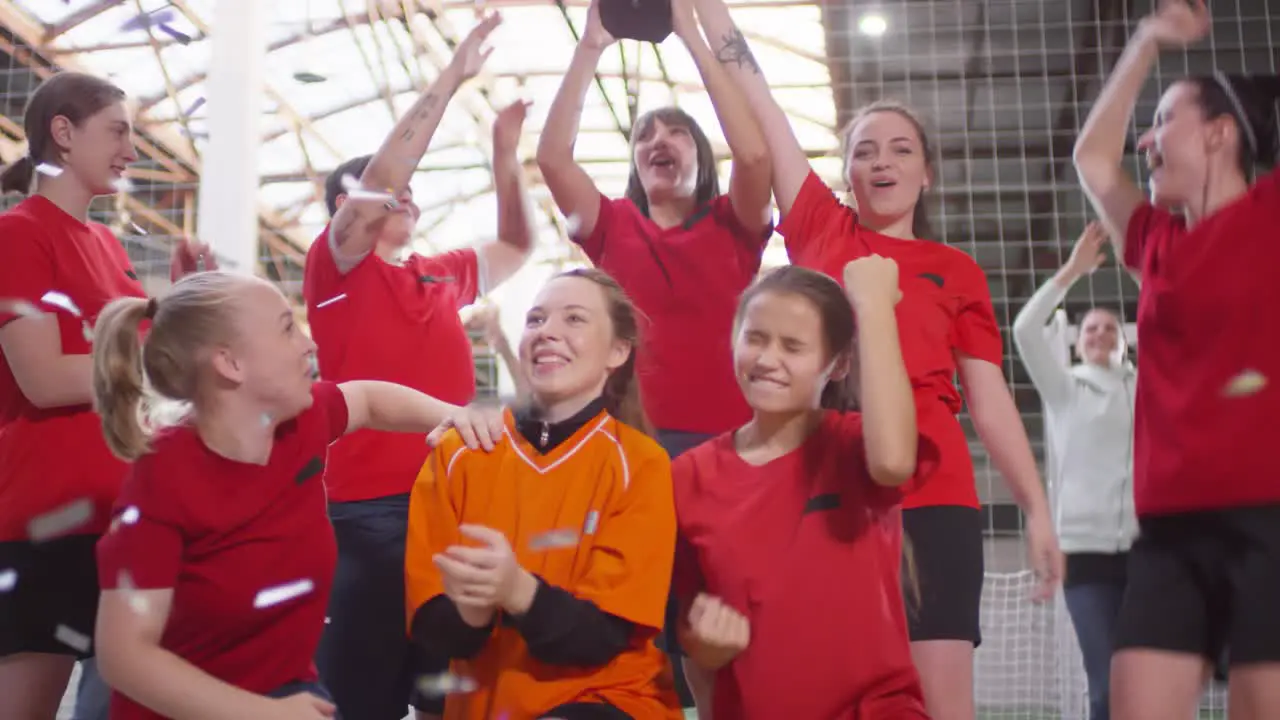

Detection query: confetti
xmin=54 ymin=624 xmax=91 ymax=653
xmin=117 ymin=570 xmax=151 ymax=615
xmin=307 ymin=355 xmax=320 ymax=379
xmin=416 ymin=672 xmax=478 ymax=698
xmin=565 ymin=213 xmax=583 ymax=236
xmin=529 ymin=528 xmax=579 ymax=551
xmin=27 ymin=498 xmax=94 ymax=542
xmin=0 ymin=299 xmax=43 ymax=318
xmin=253 ymin=578 xmax=315 ymax=609
xmin=293 ymin=71 xmax=327 ymax=84
xmin=34 ymin=162 xmax=62 ymax=178
xmin=1224 ymin=370 xmax=1267 ymax=397
xmin=40 ymin=291 xmax=82 ymax=317
xmin=0 ymin=568 xmax=16 ymax=593
xmin=260 ymin=413 xmax=273 ymax=428
xmin=182 ymin=97 xmax=206 ymax=117
xmin=339 ymin=174 xmax=397 ymax=205
xmin=112 ymin=177 xmax=134 ymax=194
xmin=120 ymin=8 xmax=177 ymax=32
xmin=121 ymin=505 xmax=141 ymax=526
xmin=157 ymin=23 xmax=192 ymax=45
xmin=130 ymin=222 xmax=148 ymax=236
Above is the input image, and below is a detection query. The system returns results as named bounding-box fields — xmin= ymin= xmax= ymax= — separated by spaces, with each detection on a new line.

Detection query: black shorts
xmin=1114 ymin=504 xmax=1280 ymax=666
xmin=0 ymin=533 xmax=100 ymax=659
xmin=902 ymin=505 xmax=984 ymax=645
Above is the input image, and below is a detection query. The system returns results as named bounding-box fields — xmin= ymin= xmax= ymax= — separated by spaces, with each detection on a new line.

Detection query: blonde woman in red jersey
xmin=685 ymin=2 xmax=1063 ymax=718
xmin=0 ymin=71 xmax=209 ymax=719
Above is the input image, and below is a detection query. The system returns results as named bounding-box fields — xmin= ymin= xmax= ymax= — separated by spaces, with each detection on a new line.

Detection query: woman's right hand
xmin=1062 ymin=221 xmax=1108 ymax=278
xmin=581 ymin=0 xmax=616 ymax=51
xmin=270 ymin=693 xmax=336 ymax=719
xmin=686 ymin=593 xmax=750 ymax=667
xmin=1139 ymin=0 xmax=1211 ymax=48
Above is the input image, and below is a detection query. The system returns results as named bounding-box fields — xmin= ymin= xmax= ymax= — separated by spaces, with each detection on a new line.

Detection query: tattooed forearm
xmin=715 ymin=28 xmax=761 ymax=74
xmin=399 ymin=94 xmax=442 ymax=142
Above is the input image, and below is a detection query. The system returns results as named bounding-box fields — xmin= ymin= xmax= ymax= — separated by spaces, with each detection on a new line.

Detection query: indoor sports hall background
xmin=0 ymin=0 xmax=1272 ymax=717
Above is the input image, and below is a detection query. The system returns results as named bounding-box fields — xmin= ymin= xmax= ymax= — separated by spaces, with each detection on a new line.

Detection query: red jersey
xmin=0 ymin=196 xmax=146 ymax=542
xmin=96 ymin=382 xmax=349 ymax=719
xmin=575 ymin=194 xmax=768 ymax=435
xmin=778 ymin=171 xmax=1004 ymax=509
xmin=303 ymin=230 xmax=480 ymax=501
xmin=672 ymin=411 xmax=936 ymax=720
xmin=1122 ymin=172 xmax=1280 ymax=515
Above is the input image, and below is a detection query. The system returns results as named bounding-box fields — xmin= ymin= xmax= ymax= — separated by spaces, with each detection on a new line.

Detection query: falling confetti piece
xmin=120 ymin=8 xmax=177 ymax=32
xmin=307 ymin=355 xmax=320 ymax=379
xmin=293 ymin=71 xmax=327 ymax=84
xmin=130 ymin=222 xmax=148 ymax=236
xmin=339 ymin=174 xmax=397 ymax=205
xmin=565 ymin=213 xmax=583 ymax=236
xmin=157 ymin=23 xmax=192 ymax=45
xmin=121 ymin=505 xmax=141 ymax=526
xmin=54 ymin=624 xmax=91 ymax=653
xmin=529 ymin=528 xmax=579 ymax=551
xmin=0 ymin=299 xmax=43 ymax=318
xmin=416 ymin=672 xmax=478 ymax=698
xmin=0 ymin=568 xmax=16 ymax=593
xmin=118 ymin=570 xmax=151 ymax=615
xmin=1224 ymin=370 xmax=1268 ymax=397
xmin=260 ymin=412 xmax=273 ymax=428
xmin=40 ymin=291 xmax=82 ymax=317
xmin=27 ymin=498 xmax=94 ymax=542
xmin=35 ymin=162 xmax=62 ymax=178
xmin=112 ymin=177 xmax=134 ymax=194
xmin=253 ymin=578 xmax=315 ymax=609
xmin=82 ymin=323 xmax=94 ymax=343
xmin=182 ymin=97 xmax=206 ymax=117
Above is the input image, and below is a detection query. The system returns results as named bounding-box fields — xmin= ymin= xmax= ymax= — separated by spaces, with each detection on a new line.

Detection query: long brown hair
xmin=555 ymin=267 xmax=651 ymax=436
xmin=839 ymin=100 xmax=937 ymax=241
xmin=734 ymin=266 xmax=859 ymax=411
xmin=92 ymin=272 xmax=244 ymax=461
xmin=0 ymin=72 xmax=126 ymax=195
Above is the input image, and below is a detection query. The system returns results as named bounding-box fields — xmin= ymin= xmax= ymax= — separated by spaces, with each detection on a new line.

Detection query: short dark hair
xmin=0 ymin=72 xmax=126 ymax=195
xmin=324 ymin=155 xmax=373 ymax=217
xmin=623 ymin=107 xmax=720 ymax=217
xmin=1182 ymin=74 xmax=1280 ymax=173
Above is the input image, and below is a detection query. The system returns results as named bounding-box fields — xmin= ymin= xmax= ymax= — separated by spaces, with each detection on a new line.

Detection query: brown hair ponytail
xmin=556 ymin=268 xmax=653 ymax=436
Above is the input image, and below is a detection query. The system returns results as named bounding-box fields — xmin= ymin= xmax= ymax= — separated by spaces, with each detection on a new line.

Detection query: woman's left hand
xmin=169 ymin=237 xmax=217 ymax=282
xmin=433 ymin=525 xmax=528 ymax=609
xmin=427 ymin=406 xmax=505 ymax=450
xmin=1025 ymin=512 xmax=1065 ymax=602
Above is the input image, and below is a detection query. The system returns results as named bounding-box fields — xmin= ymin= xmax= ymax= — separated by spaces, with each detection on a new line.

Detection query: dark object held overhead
xmin=599 ymin=0 xmax=672 ymax=43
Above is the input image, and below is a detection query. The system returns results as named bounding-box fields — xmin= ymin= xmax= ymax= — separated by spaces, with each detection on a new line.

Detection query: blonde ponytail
xmin=91 ymin=297 xmax=152 ymax=461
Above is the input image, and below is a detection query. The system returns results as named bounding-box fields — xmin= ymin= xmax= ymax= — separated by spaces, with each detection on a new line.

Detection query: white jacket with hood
xmin=1012 ymin=279 xmax=1138 ymax=555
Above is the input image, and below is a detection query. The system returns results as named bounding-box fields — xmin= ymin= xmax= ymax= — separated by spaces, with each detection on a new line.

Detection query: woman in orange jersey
xmin=405 ymin=268 xmax=683 ymax=720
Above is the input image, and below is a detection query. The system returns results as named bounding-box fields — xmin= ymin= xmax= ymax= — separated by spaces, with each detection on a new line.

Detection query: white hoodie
xmin=1012 ymin=278 xmax=1138 ymax=555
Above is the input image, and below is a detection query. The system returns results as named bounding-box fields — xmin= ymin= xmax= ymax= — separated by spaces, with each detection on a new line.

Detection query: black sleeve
xmin=509 ymin=575 xmax=636 ymax=667
xmin=409 ymin=595 xmax=495 ymax=660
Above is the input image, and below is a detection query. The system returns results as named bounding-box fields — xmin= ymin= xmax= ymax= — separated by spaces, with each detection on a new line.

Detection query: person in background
xmin=90 ymin=271 xmax=503 ymax=720
xmin=405 ymin=269 xmax=684 ymax=720
xmin=0 ymin=70 xmax=209 ymax=720
xmin=1073 ymin=0 xmax=1280 ymax=716
xmin=466 ymin=303 xmax=527 ymax=401
xmin=688 ymin=1 xmax=1063 ymax=717
xmin=302 ymin=14 xmax=535 ymax=720
xmin=1012 ymin=222 xmax=1136 ymax=720
xmin=537 ymin=0 xmax=773 ymax=705
xmin=673 ymin=259 xmax=934 ymax=719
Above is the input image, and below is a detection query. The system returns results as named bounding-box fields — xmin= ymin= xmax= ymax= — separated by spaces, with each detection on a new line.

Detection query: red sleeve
xmin=708 ymin=195 xmax=771 ymax=275
xmin=0 ymin=215 xmax=53 ymax=328
xmin=96 ymin=461 xmax=185 ymax=590
xmin=572 ymin=194 xmax=619 ymax=264
xmin=951 ymin=255 xmax=1004 ymax=365
xmin=1123 ymin=202 xmax=1181 ymax=273
xmin=777 ymin=170 xmax=866 ymax=267
xmin=414 ymin=249 xmax=480 ymax=308
xmin=310 ymin=381 xmax=350 ymax=444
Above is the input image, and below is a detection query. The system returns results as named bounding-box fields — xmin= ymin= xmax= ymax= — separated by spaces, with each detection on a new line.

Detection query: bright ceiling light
xmin=858 ymin=13 xmax=888 ymax=37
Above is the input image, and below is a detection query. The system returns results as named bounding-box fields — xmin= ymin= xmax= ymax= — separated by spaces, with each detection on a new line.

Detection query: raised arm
xmin=843 ymin=256 xmax=916 ymax=487
xmin=1073 ymin=0 xmax=1209 ymax=248
xmin=535 ymin=2 xmax=612 ymax=239
xmin=691 ymin=0 xmax=809 ymax=214
xmin=478 ymin=101 xmax=537 ymax=290
xmin=328 ymin=13 xmax=501 ymax=270
xmin=338 ymin=380 xmax=504 ymax=451
xmin=1012 ymin=223 xmax=1108 ymax=409
xmin=671 ymin=0 xmax=771 ymax=232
